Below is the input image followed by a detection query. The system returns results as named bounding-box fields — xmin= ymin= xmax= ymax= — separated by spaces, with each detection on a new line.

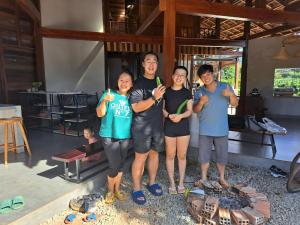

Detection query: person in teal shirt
xmin=96 ymin=71 xmax=133 ymax=204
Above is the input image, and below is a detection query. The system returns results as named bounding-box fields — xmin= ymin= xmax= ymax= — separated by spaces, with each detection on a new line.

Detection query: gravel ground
xmin=40 ymin=157 xmax=300 ymax=225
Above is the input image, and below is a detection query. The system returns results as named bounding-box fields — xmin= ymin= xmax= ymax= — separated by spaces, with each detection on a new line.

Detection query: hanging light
xmin=274 ymin=44 xmax=289 ymax=60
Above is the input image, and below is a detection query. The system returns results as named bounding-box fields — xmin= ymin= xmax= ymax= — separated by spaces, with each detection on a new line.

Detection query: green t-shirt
xmin=99 ymin=90 xmax=132 ymax=139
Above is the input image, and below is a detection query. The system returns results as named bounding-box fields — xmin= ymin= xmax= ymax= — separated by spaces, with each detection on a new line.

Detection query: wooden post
xmin=234 ymin=58 xmax=239 ymax=90
xmin=238 ymin=0 xmax=251 ymax=116
xmin=33 ymin=21 xmax=46 ymax=89
xmin=0 ymin=39 xmax=8 ymax=103
xmin=162 ymin=0 xmax=176 ymax=87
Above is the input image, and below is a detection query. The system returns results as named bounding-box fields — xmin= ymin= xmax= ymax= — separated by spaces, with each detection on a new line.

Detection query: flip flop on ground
xmin=11 ymin=195 xmax=25 ymax=210
xmin=168 ymin=187 xmax=177 ymax=195
xmin=64 ymin=214 xmax=76 ymax=224
xmin=0 ymin=199 xmax=13 ymax=214
xmin=177 ymin=186 xmax=185 ymax=194
xmin=131 ymin=190 xmax=146 ymax=205
xmin=115 ymin=191 xmax=127 ymax=201
xmin=83 ymin=212 xmax=97 ymax=222
xmin=146 ymin=183 xmax=163 ymax=196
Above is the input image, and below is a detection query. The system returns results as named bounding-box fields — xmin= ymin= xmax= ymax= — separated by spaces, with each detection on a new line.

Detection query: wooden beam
xmin=42 ymin=27 xmax=245 ymax=48
xmin=163 ymin=0 xmax=176 ymax=87
xmin=0 ymin=39 xmax=8 ymax=103
xmin=41 ymin=27 xmax=163 ymax=44
xmin=136 ymin=5 xmax=162 ymax=35
xmin=249 ymin=25 xmax=297 ymax=39
xmin=176 ymin=38 xmax=246 ymax=47
xmin=285 ymin=1 xmax=300 ymax=11
xmin=16 ymin=0 xmax=40 ymax=22
xmin=174 ymin=0 xmax=300 ymax=25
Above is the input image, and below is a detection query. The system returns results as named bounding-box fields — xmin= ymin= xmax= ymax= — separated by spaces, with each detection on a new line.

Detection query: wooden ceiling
xmin=106 ymin=0 xmax=300 ymax=40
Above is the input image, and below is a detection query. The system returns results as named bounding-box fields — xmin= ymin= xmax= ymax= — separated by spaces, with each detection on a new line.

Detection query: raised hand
xmin=199 ymin=95 xmax=209 ymax=105
xmin=103 ymin=89 xmax=114 ymax=102
xmin=153 ymin=84 xmax=166 ymax=100
xmin=222 ymin=85 xmax=234 ymax=97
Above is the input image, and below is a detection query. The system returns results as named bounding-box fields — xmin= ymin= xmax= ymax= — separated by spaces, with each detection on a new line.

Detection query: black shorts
xmin=132 ymin=125 xmax=164 ymax=154
xmin=164 ymin=118 xmax=190 ymax=137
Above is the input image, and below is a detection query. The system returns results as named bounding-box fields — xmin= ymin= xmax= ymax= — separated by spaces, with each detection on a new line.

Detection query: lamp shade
xmin=274 ymin=45 xmax=289 ymax=60
xmin=294 ymin=49 xmax=300 ymax=57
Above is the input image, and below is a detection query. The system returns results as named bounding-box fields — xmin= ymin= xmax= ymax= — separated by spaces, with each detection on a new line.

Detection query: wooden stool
xmin=0 ymin=117 xmax=32 ymax=165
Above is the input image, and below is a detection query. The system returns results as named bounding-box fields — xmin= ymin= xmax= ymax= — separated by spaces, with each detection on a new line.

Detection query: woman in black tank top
xmin=163 ymin=66 xmax=193 ymax=194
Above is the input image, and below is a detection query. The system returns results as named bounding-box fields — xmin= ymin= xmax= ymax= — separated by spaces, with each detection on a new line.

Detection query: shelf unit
xmin=19 ymin=91 xmax=95 ymax=136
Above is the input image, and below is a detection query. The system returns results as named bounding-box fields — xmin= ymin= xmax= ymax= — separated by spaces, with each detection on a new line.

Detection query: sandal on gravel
xmin=195 ymin=179 xmax=214 ymax=189
xmin=115 ymin=190 xmax=127 ymax=201
xmin=210 ymin=181 xmax=223 ymax=192
xmin=177 ymin=186 xmax=185 ymax=194
xmin=219 ymin=179 xmax=230 ymax=189
xmin=168 ymin=187 xmax=177 ymax=195
xmin=83 ymin=212 xmax=97 ymax=222
xmin=105 ymin=192 xmax=115 ymax=204
xmin=131 ymin=191 xmax=146 ymax=205
xmin=64 ymin=214 xmax=76 ymax=224
xmin=146 ymin=183 xmax=163 ymax=196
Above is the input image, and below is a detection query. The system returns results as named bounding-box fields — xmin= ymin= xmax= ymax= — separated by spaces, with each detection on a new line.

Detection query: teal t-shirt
xmin=98 ymin=90 xmax=132 ymax=139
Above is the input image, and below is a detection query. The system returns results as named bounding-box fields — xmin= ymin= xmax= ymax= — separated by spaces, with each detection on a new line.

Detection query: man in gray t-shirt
xmin=193 ymin=64 xmax=238 ymax=188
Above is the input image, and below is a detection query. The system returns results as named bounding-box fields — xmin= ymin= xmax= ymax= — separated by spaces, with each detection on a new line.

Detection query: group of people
xmin=96 ymin=52 xmax=238 ymax=205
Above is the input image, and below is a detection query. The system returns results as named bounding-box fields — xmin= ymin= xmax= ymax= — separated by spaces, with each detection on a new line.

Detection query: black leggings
xmin=101 ymin=137 xmax=130 ymax=178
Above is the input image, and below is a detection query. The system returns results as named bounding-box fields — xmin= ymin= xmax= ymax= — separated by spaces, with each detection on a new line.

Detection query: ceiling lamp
xmin=274 ymin=44 xmax=289 ymax=60
xmin=295 ymin=49 xmax=300 ymax=57
xmin=274 ymin=35 xmax=300 ymax=60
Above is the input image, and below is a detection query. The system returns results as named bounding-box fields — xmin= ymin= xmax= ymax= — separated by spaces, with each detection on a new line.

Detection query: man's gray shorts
xmin=198 ymin=135 xmax=228 ymax=164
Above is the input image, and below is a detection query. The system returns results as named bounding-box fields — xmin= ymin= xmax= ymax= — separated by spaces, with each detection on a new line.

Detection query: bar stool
xmin=0 ymin=117 xmax=32 ymax=165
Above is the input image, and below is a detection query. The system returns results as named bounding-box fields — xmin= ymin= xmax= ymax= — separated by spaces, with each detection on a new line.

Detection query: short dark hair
xmin=83 ymin=126 xmax=94 ymax=134
xmin=173 ymin=65 xmax=188 ymax=76
xmin=197 ymin=64 xmax=213 ymax=76
xmin=142 ymin=51 xmax=159 ymax=62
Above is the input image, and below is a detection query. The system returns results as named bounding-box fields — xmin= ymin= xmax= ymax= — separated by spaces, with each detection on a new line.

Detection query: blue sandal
xmin=131 ymin=191 xmax=146 ymax=205
xmin=146 ymin=183 xmax=163 ymax=196
xmin=83 ymin=212 xmax=97 ymax=222
xmin=64 ymin=214 xmax=76 ymax=224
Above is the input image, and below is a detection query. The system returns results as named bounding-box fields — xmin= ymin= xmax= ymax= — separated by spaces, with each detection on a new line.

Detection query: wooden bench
xmin=228 ymin=115 xmax=278 ymax=159
xmin=52 ymin=141 xmax=104 ymax=182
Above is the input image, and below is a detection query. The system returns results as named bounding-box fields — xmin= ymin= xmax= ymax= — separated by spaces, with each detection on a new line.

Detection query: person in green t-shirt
xmin=96 ymin=71 xmax=133 ymax=204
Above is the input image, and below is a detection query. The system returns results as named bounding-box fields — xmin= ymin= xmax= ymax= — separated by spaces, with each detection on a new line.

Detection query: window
xmin=273 ymin=68 xmax=300 ymax=97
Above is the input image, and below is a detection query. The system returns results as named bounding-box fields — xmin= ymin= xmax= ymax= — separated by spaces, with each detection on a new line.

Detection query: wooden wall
xmin=0 ymin=0 xmax=43 ymax=104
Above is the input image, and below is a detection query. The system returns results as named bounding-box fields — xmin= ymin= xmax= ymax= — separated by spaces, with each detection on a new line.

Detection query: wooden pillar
xmin=162 ymin=0 xmax=176 ymax=87
xmin=33 ymin=21 xmax=45 ymax=89
xmin=0 ymin=39 xmax=8 ymax=103
xmin=234 ymin=58 xmax=239 ymax=89
xmin=237 ymin=0 xmax=251 ymax=116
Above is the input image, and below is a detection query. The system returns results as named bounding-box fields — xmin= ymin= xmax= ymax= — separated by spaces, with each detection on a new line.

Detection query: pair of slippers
xmin=64 ymin=212 xmax=97 ymax=224
xmin=0 ymin=195 xmax=24 ymax=214
xmin=131 ymin=183 xmax=163 ymax=205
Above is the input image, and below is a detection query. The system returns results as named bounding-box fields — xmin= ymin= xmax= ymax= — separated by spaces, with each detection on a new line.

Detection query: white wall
xmin=41 ymin=0 xmax=105 ymax=94
xmin=247 ymin=37 xmax=300 ymax=117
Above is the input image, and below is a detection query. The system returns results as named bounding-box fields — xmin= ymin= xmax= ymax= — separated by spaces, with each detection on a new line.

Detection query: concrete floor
xmin=0 ymin=117 xmax=299 ymax=225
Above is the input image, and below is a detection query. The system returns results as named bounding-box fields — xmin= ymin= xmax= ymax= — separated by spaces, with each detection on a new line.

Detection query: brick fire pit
xmin=186 ymin=182 xmax=270 ymax=225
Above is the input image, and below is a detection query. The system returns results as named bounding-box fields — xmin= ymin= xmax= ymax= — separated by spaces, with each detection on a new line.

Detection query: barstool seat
xmin=0 ymin=117 xmax=32 ymax=165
